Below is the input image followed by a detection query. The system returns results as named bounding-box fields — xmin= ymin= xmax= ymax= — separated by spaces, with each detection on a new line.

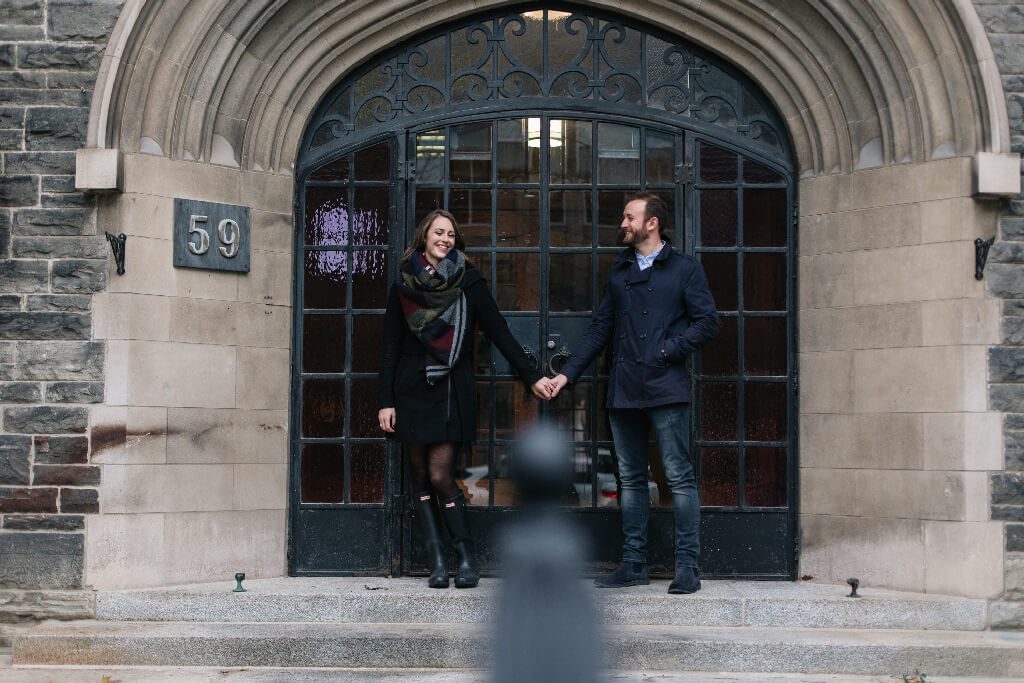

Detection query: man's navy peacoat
xmin=559 ymin=243 xmax=719 ymax=409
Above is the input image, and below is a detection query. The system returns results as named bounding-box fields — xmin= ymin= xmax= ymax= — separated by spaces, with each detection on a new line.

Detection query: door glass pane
xmin=744 ymin=159 xmax=783 ymax=184
xmin=566 ymin=442 xmax=593 ymax=508
xmin=354 ymin=142 xmax=389 ymax=181
xmin=497 ymin=189 xmax=539 ymax=246
xmin=700 ymin=448 xmax=738 ymax=506
xmin=649 ymin=443 xmax=672 ymax=508
xmin=462 ymin=441 xmax=490 ymax=506
xmin=302 ymin=379 xmax=344 ymax=438
xmin=301 ymin=444 xmax=344 ymax=503
xmin=549 ymin=254 xmax=592 ymax=311
xmin=597 ymin=190 xmax=630 ymax=246
xmin=700 ymin=190 xmax=737 ymax=247
xmin=451 ymin=121 xmax=492 ymax=182
xmin=304 ymin=251 xmax=347 ymax=309
xmin=550 ymin=190 xmax=592 ymax=247
xmin=351 ymin=251 xmax=387 ymax=309
xmin=475 ymin=381 xmax=492 ymax=439
xmin=550 ymin=381 xmax=592 ymax=442
xmin=745 ymin=381 xmax=787 ymax=441
xmin=416 ymin=129 xmax=445 ymax=183
xmin=645 ymin=130 xmax=674 ymax=184
xmin=451 ymin=189 xmax=492 ymax=247
xmin=745 ymin=447 xmax=786 ymax=506
xmin=349 ymin=379 xmax=379 ymax=438
xmin=744 ymin=253 xmax=786 ymax=311
xmin=700 ymin=143 xmax=737 ymax=183
xmin=495 ymin=252 xmax=540 ymax=310
xmin=596 ymin=382 xmax=611 ymax=440
xmin=492 ymin=443 xmax=518 ymax=506
xmin=352 ymin=188 xmax=389 ymax=245
xmin=305 ymin=188 xmax=348 ymax=246
xmin=700 ymin=382 xmax=737 ymax=441
xmin=303 ymin=315 xmax=346 ymax=373
xmin=700 ymin=315 xmax=737 ymax=376
xmin=497 ymin=119 xmax=540 ymax=183
xmin=415 ymin=189 xmax=444 ymax=226
xmin=309 ymin=155 xmax=350 ymax=182
xmin=598 ymin=122 xmax=640 ymax=184
xmin=700 ymin=252 xmax=737 ymax=311
xmin=550 ymin=119 xmax=592 ymax=184
xmin=494 ymin=381 xmax=539 ymax=437
xmin=351 ymin=315 xmax=385 ymax=372
xmin=473 ymin=330 xmax=493 ymax=375
xmin=744 ymin=316 xmax=786 ymax=376
xmin=350 ymin=443 xmax=386 ymax=503
xmin=744 ymin=189 xmax=787 ymax=247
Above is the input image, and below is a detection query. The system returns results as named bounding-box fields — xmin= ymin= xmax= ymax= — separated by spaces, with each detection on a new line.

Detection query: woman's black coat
xmin=377 ymin=266 xmax=544 ymax=444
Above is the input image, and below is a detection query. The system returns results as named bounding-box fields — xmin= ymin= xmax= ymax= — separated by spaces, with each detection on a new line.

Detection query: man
xmin=550 ymin=193 xmax=718 ymax=594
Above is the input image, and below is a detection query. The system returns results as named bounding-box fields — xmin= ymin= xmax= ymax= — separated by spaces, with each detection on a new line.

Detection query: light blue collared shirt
xmin=636 ymin=241 xmax=666 ymax=271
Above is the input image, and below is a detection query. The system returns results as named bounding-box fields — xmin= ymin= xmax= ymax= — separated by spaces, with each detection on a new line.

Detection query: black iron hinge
xmin=397 ymin=159 xmax=417 ymax=181
xmin=674 ymin=162 xmax=694 ymax=185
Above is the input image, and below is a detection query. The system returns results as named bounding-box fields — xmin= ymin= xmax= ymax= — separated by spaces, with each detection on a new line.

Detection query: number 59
xmin=188 ymin=215 xmax=240 ymax=258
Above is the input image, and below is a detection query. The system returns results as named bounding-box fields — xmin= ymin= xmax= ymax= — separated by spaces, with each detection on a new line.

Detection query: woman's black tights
xmin=408 ymin=442 xmax=461 ymax=500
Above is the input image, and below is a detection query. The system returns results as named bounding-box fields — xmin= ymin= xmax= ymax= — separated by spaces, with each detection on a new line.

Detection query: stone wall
xmin=0 ymin=0 xmax=123 ymax=591
xmin=975 ymin=0 xmax=1024 ymax=628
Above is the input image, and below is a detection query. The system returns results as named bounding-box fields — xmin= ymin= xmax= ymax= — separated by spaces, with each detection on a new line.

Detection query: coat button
xmin=625 ymin=285 xmax=631 ymax=290
xmin=648 ymin=286 xmax=654 ymax=291
xmin=642 ymin=310 xmax=648 ymax=315
xmin=635 ymin=357 xmax=642 ymax=362
xmin=640 ymin=333 xmax=647 ymax=340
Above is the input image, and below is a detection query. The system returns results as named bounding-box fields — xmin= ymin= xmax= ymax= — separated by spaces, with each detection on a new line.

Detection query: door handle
xmin=522 ymin=344 xmax=539 ymax=370
xmin=548 ymin=345 xmax=572 ymax=376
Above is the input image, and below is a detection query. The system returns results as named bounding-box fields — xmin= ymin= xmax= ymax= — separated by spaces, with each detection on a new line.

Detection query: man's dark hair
xmin=628 ymin=192 xmax=671 ymax=239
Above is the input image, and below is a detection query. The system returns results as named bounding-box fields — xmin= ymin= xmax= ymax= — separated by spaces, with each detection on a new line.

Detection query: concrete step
xmin=13 ymin=621 xmax=1024 ymax=676
xmin=94 ymin=577 xmax=990 ymax=631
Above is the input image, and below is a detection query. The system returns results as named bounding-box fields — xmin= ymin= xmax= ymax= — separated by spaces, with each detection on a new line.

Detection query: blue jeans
xmin=608 ymin=403 xmax=699 ymax=568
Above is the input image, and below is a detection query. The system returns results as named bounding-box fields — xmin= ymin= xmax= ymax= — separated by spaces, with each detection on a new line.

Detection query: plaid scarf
xmin=397 ymin=249 xmax=468 ymax=385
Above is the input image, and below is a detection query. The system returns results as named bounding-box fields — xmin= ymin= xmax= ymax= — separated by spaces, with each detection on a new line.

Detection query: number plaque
xmin=173 ymin=199 xmax=251 ymax=273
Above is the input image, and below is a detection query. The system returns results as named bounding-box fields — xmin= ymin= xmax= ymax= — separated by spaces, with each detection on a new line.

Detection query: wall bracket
xmin=105 ymin=232 xmax=126 ymax=275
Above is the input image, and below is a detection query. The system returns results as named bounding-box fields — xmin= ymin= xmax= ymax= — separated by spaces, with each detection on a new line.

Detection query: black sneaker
xmin=668 ymin=566 xmax=701 ymax=594
xmin=594 ymin=561 xmax=650 ymax=588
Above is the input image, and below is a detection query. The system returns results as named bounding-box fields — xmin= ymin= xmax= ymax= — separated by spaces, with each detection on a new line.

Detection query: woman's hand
xmin=531 ymin=377 xmax=554 ymax=400
xmin=378 ymin=408 xmax=396 ymax=433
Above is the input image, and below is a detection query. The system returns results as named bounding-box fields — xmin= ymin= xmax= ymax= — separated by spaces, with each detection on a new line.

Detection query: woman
xmin=378 ymin=209 xmax=553 ymax=589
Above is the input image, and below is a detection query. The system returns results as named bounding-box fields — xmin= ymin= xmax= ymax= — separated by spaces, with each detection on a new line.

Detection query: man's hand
xmin=549 ymin=374 xmax=569 ymax=398
xmin=378 ymin=407 xmax=396 ymax=433
xmin=531 ymin=377 xmax=554 ymax=400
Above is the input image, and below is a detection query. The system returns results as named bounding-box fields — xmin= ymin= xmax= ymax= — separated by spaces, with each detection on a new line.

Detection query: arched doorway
xmin=290 ymin=7 xmax=796 ymax=578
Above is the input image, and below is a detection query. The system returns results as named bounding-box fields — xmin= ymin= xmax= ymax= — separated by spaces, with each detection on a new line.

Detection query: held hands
xmin=529 ymin=374 xmax=570 ymax=401
xmin=549 ymin=373 xmax=569 ymax=399
xmin=378 ymin=407 xmax=396 ymax=433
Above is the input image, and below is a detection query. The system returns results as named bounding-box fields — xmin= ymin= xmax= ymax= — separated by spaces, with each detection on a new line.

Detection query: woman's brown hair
xmin=400 ymin=209 xmax=469 ymax=266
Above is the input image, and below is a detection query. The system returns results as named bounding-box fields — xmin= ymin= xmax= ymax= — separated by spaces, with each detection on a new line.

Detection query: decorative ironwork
xmin=975 ymin=236 xmax=995 ymax=280
xmin=304 ymin=8 xmax=788 ymax=164
xmin=104 ymin=231 xmax=126 ymax=275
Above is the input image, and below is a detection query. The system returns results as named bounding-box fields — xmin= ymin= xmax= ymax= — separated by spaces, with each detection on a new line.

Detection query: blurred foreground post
xmin=491 ymin=423 xmax=601 ymax=683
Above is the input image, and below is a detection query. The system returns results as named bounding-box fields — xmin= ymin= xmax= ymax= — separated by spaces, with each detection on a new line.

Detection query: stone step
xmin=13 ymin=621 xmax=1024 ymax=677
xmin=94 ymin=577 xmax=990 ymax=631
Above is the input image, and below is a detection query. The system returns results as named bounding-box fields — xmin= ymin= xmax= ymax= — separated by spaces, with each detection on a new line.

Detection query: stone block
xmin=0 ymin=435 xmax=31 ymax=485
xmin=235 ymin=346 xmax=289 ymax=410
xmin=2 ymin=514 xmax=83 ymax=531
xmin=0 ymin=88 xmax=89 ymax=107
xmin=90 ymin=405 xmax=167 ymax=465
xmin=14 ymin=208 xmax=93 ymax=236
xmin=798 ymin=253 xmax=855 ymax=310
xmin=4 ymin=405 xmax=87 ymax=434
xmin=853 ymin=242 xmax=965 ymax=306
xmin=0 ymin=487 xmax=56 ymax=513
xmin=44 ymin=381 xmax=103 ymax=404
xmin=922 ymin=298 xmax=1001 ymax=346
xmin=799 ymin=514 xmax=925 ymax=593
xmin=1005 ymin=317 xmax=1024 ymax=345
xmin=40 ymin=177 xmax=75 ymax=195
xmin=121 ymin=154 xmax=242 ymax=204
xmin=47 ymin=71 xmax=96 ymax=90
xmin=800 ymin=303 xmax=921 ymax=352
xmin=1007 ymin=553 xmax=1024 ymax=600
xmin=104 ymin=340 xmax=237 ymax=409
xmin=0 ymin=295 xmax=19 ymax=310
xmin=0 ymin=260 xmax=47 ymax=294
xmin=1003 ymin=217 xmax=1024 ymax=240
xmin=1008 ymin=430 xmax=1024 ymax=470
xmin=104 ymin=236 xmax=238 ymax=301
xmin=974 ymin=152 xmax=1022 ymax=197
xmin=12 ymin=236 xmax=106 ymax=259
xmin=233 ymin=464 xmax=287 ymax=510
xmin=991 ymin=384 xmax=1024 ymax=413
xmin=24 ymin=107 xmax=88 ymax=152
xmin=33 ymin=464 xmax=100 ymax=486
xmin=26 ymin=294 xmax=90 ymax=312
xmin=240 ymin=171 xmax=293 ymax=214
xmin=990 ymin=346 xmax=1024 ymax=382
xmin=93 ymin=293 xmax=170 ymax=342
xmin=0 ymin=382 xmax=41 ymax=403
xmin=0 ymin=312 xmax=90 ymax=340
xmin=990 ymin=600 xmax=1024 ymax=630
xmin=236 ymin=249 xmax=292 ymax=307
xmin=163 ymin=509 xmax=286 ymax=586
xmin=15 ymin=341 xmax=104 ymax=380
xmin=52 ymin=260 xmax=106 ymax=293
xmin=236 ymin=302 xmax=290 ymax=349
xmin=798 ymin=351 xmax=853 ymax=414
xmin=993 ymin=504 xmax=1024 ymax=521
xmin=0 ymin=175 xmax=38 ymax=207
xmin=0 ymin=532 xmax=82 ymax=589
xmin=991 ymin=241 xmax=1024 ymax=264
xmin=33 ymin=435 xmax=88 ymax=465
xmin=0 ymin=128 xmax=24 ymax=150
xmin=100 ymin=464 xmax=234 ymax=513
xmin=16 ymin=43 xmax=103 ymax=70
xmin=2 ymin=0 xmax=43 ymax=24
xmin=84 ymin=512 xmax=165 ymax=588
xmin=992 ymin=472 xmax=1024 ymax=506
xmin=97 ymin=192 xmax=171 ymax=240
xmin=853 ymin=346 xmax=973 ymax=413
xmin=168 ymin=298 xmax=240 ymax=346
xmin=990 ymin=34 xmax=1024 ymax=75
xmin=166 ymin=408 xmax=287 ymax=464
xmin=41 ymin=193 xmax=92 ymax=209
xmin=4 ymin=151 xmax=75 ymax=175
xmin=59 ymin=487 xmax=96 ymax=513
xmin=799 ymin=413 xmax=922 ymax=469
xmin=251 ymin=210 xmax=292 ymax=254
xmin=47 ymin=0 xmax=122 ymax=42
xmin=987 ymin=263 xmax=1024 ymax=298
xmin=923 ymin=412 xmax=1003 ymax=471
xmin=924 ymin=522 xmax=1005 ymax=598
xmin=1009 ymin=524 xmax=1024 ymax=553
xmin=75 ymin=148 xmax=120 ymax=192
xmin=0 ymin=107 xmax=25 ymax=128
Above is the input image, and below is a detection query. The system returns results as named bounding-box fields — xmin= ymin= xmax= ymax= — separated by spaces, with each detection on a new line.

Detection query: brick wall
xmin=0 ymin=0 xmax=123 ymax=589
xmin=975 ymin=0 xmax=1024 ymax=627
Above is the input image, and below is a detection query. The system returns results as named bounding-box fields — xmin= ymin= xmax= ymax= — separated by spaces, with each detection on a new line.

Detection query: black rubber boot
xmin=441 ymin=494 xmax=479 ymax=588
xmin=413 ymin=492 xmax=449 ymax=588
